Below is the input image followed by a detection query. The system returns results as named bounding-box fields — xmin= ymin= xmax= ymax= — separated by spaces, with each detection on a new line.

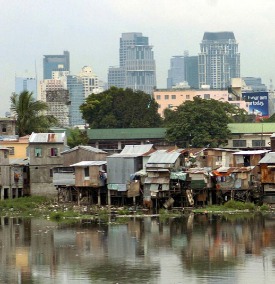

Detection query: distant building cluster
xmin=13 ymin=31 xmax=274 ymax=127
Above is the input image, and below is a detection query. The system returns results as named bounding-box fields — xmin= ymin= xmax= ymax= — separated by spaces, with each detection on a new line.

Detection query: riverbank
xmin=0 ymin=196 xmax=273 ymax=222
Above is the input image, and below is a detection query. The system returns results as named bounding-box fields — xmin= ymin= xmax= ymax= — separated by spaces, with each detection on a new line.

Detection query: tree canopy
xmin=67 ymin=128 xmax=89 ymax=148
xmin=80 ymin=87 xmax=162 ymax=128
xmin=10 ymin=91 xmax=58 ymax=136
xmin=164 ymin=97 xmax=244 ymax=148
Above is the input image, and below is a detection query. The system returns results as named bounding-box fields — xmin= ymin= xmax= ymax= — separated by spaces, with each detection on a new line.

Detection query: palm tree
xmin=10 ymin=91 xmax=58 ymax=136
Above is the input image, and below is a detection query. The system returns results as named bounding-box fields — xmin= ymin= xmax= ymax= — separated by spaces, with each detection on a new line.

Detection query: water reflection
xmin=1 ymin=214 xmax=275 ymax=283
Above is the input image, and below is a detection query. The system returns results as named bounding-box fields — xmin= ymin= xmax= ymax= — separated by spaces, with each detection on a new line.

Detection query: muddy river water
xmin=1 ymin=213 xmax=275 ymax=283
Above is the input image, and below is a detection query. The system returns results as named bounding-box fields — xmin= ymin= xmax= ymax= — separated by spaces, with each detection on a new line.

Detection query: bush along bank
xmin=193 ymin=200 xmax=272 ymax=213
xmin=0 ymin=197 xmax=273 ymax=222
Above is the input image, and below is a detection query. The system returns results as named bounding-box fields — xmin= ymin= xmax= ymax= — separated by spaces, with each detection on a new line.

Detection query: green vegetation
xmin=224 ymin=200 xmax=256 ymax=210
xmin=193 ymin=200 xmax=266 ymax=214
xmin=67 ymin=127 xmax=89 ymax=148
xmin=10 ymin=91 xmax=58 ymax=136
xmin=80 ymin=87 xmax=162 ymax=128
xmin=260 ymin=204 xmax=270 ymax=211
xmin=164 ymin=96 xmax=247 ymax=148
xmin=0 ymin=196 xmax=51 ymax=216
xmin=49 ymin=211 xmax=81 ymax=222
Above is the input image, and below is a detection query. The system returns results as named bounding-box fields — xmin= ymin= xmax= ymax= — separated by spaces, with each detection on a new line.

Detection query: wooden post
xmin=108 ymin=189 xmax=111 ymax=207
xmin=98 ymin=188 xmax=101 ymax=206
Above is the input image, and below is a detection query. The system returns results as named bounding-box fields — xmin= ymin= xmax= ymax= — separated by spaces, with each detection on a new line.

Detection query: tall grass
xmin=0 ymin=196 xmax=50 ymax=212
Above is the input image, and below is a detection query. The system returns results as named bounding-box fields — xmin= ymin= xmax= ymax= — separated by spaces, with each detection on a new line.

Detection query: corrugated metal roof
xmin=10 ymin=158 xmax=29 ymax=165
xmin=147 ymin=151 xmax=181 ymax=164
xmin=29 ymin=132 xmax=66 ymax=143
xmin=0 ymin=147 xmax=9 ymax=151
xmin=215 ymin=166 xmax=254 ymax=173
xmin=233 ymin=150 xmax=270 ymax=155
xmin=0 ymin=135 xmax=18 ymax=141
xmin=109 ymin=144 xmax=154 ymax=158
xmin=61 ymin=145 xmax=107 ymax=154
xmin=228 ymin=123 xmax=275 ymax=134
xmin=259 ymin=152 xmax=275 ymax=164
xmin=70 ymin=161 xmax=107 ymax=167
xmin=87 ymin=128 xmax=166 ymax=140
xmin=144 ymin=177 xmax=170 ymax=184
xmin=121 ymin=144 xmax=154 ymax=155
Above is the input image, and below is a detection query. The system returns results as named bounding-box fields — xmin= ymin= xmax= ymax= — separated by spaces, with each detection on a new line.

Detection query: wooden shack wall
xmin=62 ymin=149 xmax=108 ymax=166
xmin=75 ymin=165 xmax=102 ymax=187
xmin=234 ymin=154 xmax=263 ymax=167
xmin=260 ymin=164 xmax=275 ymax=184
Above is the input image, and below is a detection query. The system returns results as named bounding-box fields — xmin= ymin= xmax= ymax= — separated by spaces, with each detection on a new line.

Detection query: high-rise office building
xmin=167 ymin=56 xmax=185 ymax=89
xmin=45 ymin=89 xmax=70 ymax=127
xmin=184 ymin=55 xmax=199 ymax=89
xmin=43 ymin=51 xmax=70 ymax=79
xmin=242 ymin=77 xmax=267 ymax=92
xmin=66 ymin=75 xmax=85 ymax=126
xmin=15 ymin=77 xmax=37 ymax=99
xmin=108 ymin=32 xmax=156 ymax=95
xmin=78 ymin=66 xmax=100 ymax=98
xmin=198 ymin=32 xmax=240 ymax=89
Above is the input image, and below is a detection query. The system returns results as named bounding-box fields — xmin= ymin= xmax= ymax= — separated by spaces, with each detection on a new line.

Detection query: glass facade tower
xmin=198 ymin=32 xmax=240 ymax=89
xmin=43 ymin=51 xmax=70 ymax=79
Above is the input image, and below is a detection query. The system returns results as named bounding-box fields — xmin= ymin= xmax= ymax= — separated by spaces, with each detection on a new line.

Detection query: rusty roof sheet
xmin=215 ymin=166 xmax=254 ymax=173
xmin=29 ymin=132 xmax=66 ymax=143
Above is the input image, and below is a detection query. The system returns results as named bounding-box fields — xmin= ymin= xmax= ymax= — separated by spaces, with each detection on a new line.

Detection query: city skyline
xmin=1 ymin=0 xmax=274 ymax=116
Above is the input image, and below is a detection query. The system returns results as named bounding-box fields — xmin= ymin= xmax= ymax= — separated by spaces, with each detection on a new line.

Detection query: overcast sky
xmin=1 ymin=0 xmax=275 ymax=116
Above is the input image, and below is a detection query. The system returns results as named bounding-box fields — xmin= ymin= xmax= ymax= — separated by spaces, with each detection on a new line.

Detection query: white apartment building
xmin=78 ymin=66 xmax=99 ymax=98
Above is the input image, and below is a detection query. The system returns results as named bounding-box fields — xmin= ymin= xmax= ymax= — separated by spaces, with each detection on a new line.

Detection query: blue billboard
xmin=242 ymin=92 xmax=269 ymax=118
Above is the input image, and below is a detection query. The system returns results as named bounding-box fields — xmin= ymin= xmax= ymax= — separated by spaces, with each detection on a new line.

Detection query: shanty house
xmin=0 ymin=147 xmax=10 ymax=199
xmin=107 ymin=144 xmax=155 ymax=205
xmin=61 ymin=145 xmax=108 ymax=167
xmin=0 ymin=145 xmax=29 ymax=199
xmin=258 ymin=152 xmax=275 ymax=204
xmin=144 ymin=150 xmax=189 ymax=208
xmin=29 ymin=132 xmax=68 ymax=196
xmin=69 ymin=161 xmax=107 ymax=205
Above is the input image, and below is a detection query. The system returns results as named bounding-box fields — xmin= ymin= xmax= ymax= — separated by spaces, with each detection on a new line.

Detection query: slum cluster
xmin=1 ymin=118 xmax=275 ymax=209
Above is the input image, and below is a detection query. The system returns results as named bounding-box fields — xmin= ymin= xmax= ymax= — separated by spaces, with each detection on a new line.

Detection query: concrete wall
xmin=30 ymin=182 xmax=57 ymax=196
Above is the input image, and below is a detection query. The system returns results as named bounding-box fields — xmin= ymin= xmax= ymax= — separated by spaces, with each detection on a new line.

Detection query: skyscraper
xmin=108 ymin=32 xmax=156 ymax=95
xmin=167 ymin=56 xmax=185 ymax=89
xmin=198 ymin=32 xmax=240 ymax=89
xmin=78 ymin=66 xmax=100 ymax=98
xmin=43 ymin=51 xmax=70 ymax=79
xmin=66 ymin=75 xmax=85 ymax=126
xmin=184 ymin=55 xmax=199 ymax=89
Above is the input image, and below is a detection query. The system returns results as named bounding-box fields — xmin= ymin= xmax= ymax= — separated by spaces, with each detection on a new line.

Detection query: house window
xmin=84 ymin=167 xmax=89 ymax=177
xmin=252 ymin=140 xmax=265 ymax=147
xmin=165 ymin=95 xmax=169 ymax=100
xmin=7 ymin=147 xmax=14 ymax=155
xmin=233 ymin=140 xmax=247 ymax=148
xmin=204 ymin=94 xmax=210 ymax=99
xmin=35 ymin=148 xmax=42 ymax=157
xmin=49 ymin=148 xmax=58 ymax=157
xmin=50 ymin=169 xmax=53 ymax=177
xmin=2 ymin=124 xmax=7 ymax=133
xmin=186 ymin=95 xmax=190 ymax=100
xmin=171 ymin=95 xmax=176 ymax=99
xmin=156 ymin=95 xmax=161 ymax=100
